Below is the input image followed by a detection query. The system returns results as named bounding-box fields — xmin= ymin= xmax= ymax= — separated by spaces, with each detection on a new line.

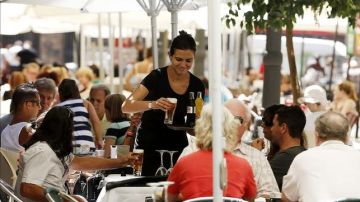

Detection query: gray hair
xmin=195 ymin=104 xmax=240 ymax=152
xmin=34 ymin=78 xmax=56 ymax=95
xmin=90 ymin=84 xmax=111 ymax=97
xmin=224 ymin=98 xmax=251 ymax=126
xmin=315 ymin=111 xmax=349 ymax=142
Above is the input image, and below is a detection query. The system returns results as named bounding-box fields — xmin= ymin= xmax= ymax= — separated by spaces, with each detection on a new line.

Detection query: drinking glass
xmin=154 ymin=150 xmax=168 ymax=176
xmin=166 ymin=151 xmax=178 ymax=175
xmin=132 ymin=149 xmax=144 ymax=176
xmin=146 ymin=181 xmax=174 ymax=202
xmin=164 ymin=98 xmax=177 ymax=124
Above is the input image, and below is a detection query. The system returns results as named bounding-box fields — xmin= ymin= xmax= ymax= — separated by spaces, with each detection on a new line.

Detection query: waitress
xmin=122 ymin=31 xmax=205 ymax=176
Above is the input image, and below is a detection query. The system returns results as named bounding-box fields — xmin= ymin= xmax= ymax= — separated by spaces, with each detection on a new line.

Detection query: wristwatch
xmin=148 ymin=101 xmax=152 ymax=110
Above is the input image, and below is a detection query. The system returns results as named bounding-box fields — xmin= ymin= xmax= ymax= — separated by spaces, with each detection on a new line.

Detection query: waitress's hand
xmin=153 ymin=97 xmax=175 ymax=112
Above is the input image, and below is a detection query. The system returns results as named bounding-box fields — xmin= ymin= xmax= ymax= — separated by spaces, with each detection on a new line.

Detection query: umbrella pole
xmin=118 ymin=13 xmax=124 ymax=93
xmin=80 ymin=25 xmax=86 ymax=67
xmin=108 ymin=13 xmax=114 ymax=92
xmin=150 ymin=15 xmax=159 ymax=69
xmin=137 ymin=0 xmax=164 ymax=69
xmin=208 ymin=0 xmax=223 ymax=201
xmin=162 ymin=0 xmax=188 ymax=39
xmin=170 ymin=11 xmax=178 ymax=40
xmin=98 ymin=13 xmax=105 ymax=81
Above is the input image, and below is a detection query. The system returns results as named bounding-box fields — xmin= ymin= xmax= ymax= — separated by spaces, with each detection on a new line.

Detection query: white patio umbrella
xmin=1 ymin=1 xmax=225 ymax=199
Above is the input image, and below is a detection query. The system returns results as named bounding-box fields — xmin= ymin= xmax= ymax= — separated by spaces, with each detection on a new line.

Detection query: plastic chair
xmin=0 ymin=148 xmax=19 ymax=188
xmin=335 ymin=199 xmax=360 ymax=202
xmin=44 ymin=187 xmax=78 ymax=202
xmin=0 ymin=179 xmax=23 ymax=202
xmin=184 ymin=196 xmax=246 ymax=202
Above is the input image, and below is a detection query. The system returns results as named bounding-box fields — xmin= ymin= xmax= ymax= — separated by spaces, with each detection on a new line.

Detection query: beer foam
xmin=133 ymin=149 xmax=144 ymax=153
xmin=167 ymin=98 xmax=177 ymax=103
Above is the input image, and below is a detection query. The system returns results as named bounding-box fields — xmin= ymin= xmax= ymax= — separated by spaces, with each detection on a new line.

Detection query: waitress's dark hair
xmin=25 ymin=106 xmax=74 ymax=159
xmin=169 ymin=30 xmax=196 ymax=56
xmin=58 ymin=79 xmax=81 ymax=101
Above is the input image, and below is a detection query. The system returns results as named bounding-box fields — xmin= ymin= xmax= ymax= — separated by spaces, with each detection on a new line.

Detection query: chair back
xmin=335 ymin=199 xmax=360 ymax=202
xmin=184 ymin=196 xmax=246 ymax=202
xmin=44 ymin=187 xmax=78 ymax=202
xmin=0 ymin=148 xmax=19 ymax=188
xmin=0 ymin=179 xmax=23 ymax=202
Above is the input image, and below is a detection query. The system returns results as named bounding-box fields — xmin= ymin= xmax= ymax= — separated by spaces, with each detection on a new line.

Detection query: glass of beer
xmin=132 ymin=149 xmax=144 ymax=176
xmin=164 ymin=98 xmax=177 ymax=125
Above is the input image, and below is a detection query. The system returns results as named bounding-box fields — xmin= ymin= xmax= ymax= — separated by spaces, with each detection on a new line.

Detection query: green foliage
xmin=224 ymin=0 xmax=360 ymax=33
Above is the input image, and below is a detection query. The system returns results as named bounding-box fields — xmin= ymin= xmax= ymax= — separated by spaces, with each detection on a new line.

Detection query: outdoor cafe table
xmin=96 ymin=174 xmax=163 ymax=202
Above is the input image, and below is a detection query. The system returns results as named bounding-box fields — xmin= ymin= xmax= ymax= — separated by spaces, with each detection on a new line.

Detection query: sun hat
xmin=298 ymin=85 xmax=328 ymax=106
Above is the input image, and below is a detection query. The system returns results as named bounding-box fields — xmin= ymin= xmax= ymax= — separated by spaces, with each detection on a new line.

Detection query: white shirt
xmin=1 ymin=122 xmax=27 ymax=152
xmin=180 ymin=137 xmax=280 ymax=197
xmin=15 ymin=141 xmax=73 ymax=202
xmin=282 ymin=140 xmax=360 ymax=202
xmin=303 ymin=111 xmax=325 ymax=148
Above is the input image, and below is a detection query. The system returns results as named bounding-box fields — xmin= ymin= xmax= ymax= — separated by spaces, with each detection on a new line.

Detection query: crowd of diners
xmin=1 ymin=30 xmax=360 ymax=202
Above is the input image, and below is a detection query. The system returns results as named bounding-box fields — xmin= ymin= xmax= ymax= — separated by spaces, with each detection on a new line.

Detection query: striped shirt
xmin=57 ymin=99 xmax=95 ymax=149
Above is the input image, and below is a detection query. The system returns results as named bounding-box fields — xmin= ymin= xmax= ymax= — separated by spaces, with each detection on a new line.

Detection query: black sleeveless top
xmin=136 ymin=66 xmax=205 ymax=151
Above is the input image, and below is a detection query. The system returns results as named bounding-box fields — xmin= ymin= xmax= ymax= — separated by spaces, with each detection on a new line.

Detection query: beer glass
xmin=132 ymin=149 xmax=144 ymax=176
xmin=164 ymin=98 xmax=177 ymax=124
xmin=117 ymin=145 xmax=130 ymax=156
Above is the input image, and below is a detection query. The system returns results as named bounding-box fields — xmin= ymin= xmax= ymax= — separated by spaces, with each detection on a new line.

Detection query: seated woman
xmin=331 ymin=80 xmax=359 ymax=126
xmin=103 ymin=94 xmax=130 ymax=158
xmin=15 ymin=106 xmax=135 ymax=202
xmin=57 ymin=79 xmax=102 ymax=150
xmin=167 ymin=104 xmax=257 ymax=202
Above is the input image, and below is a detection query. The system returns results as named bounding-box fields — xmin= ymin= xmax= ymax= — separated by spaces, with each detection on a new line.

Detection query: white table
xmin=96 ymin=175 xmax=163 ymax=202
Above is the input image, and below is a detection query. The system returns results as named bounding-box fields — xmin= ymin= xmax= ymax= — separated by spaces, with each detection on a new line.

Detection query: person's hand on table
xmin=95 ymin=138 xmax=104 ymax=149
xmin=119 ymin=153 xmax=137 ymax=166
xmin=152 ymin=97 xmax=175 ymax=112
xmin=251 ymin=137 xmax=265 ymax=151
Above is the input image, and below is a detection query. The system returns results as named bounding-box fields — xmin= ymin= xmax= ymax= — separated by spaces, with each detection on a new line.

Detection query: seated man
xmin=0 ymin=78 xmax=56 ymax=135
xmin=268 ymin=106 xmax=306 ymax=190
xmin=167 ymin=104 xmax=256 ymax=202
xmin=282 ymin=112 xmax=360 ymax=202
xmin=1 ymin=83 xmax=40 ymax=152
xmin=89 ymin=84 xmax=111 ymax=139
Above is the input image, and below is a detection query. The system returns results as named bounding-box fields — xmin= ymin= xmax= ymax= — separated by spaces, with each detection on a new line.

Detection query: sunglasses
xmin=234 ymin=116 xmax=244 ymax=124
xmin=262 ymin=117 xmax=273 ymax=127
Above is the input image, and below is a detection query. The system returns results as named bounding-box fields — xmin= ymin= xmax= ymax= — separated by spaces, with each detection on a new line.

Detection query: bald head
xmin=224 ymin=99 xmax=251 ymax=125
xmin=315 ymin=111 xmax=349 ymax=143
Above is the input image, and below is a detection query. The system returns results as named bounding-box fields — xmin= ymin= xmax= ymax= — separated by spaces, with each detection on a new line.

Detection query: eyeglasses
xmin=262 ymin=117 xmax=273 ymax=127
xmin=234 ymin=116 xmax=244 ymax=124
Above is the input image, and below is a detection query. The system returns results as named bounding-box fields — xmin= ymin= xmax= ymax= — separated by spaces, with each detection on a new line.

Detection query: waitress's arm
xmin=122 ymin=84 xmax=168 ymax=113
xmin=122 ymin=84 xmax=151 ymax=113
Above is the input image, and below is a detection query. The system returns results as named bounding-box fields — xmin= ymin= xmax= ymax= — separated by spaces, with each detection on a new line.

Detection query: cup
xmin=117 ymin=145 xmax=130 ymax=157
xmin=132 ymin=149 xmax=144 ymax=176
xmin=95 ymin=149 xmax=104 ymax=157
xmin=164 ymin=98 xmax=177 ymax=125
xmin=110 ymin=145 xmax=118 ymax=159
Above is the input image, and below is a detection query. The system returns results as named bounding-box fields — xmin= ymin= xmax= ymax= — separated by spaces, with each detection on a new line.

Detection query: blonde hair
xmin=51 ymin=67 xmax=68 ymax=85
xmin=76 ymin=67 xmax=95 ymax=81
xmin=338 ymin=80 xmax=358 ymax=101
xmin=195 ymin=104 xmax=240 ymax=152
xmin=23 ymin=62 xmax=40 ymax=72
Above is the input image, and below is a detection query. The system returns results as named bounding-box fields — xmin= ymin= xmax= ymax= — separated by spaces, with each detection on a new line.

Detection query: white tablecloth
xmin=96 ymin=175 xmax=163 ymax=202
